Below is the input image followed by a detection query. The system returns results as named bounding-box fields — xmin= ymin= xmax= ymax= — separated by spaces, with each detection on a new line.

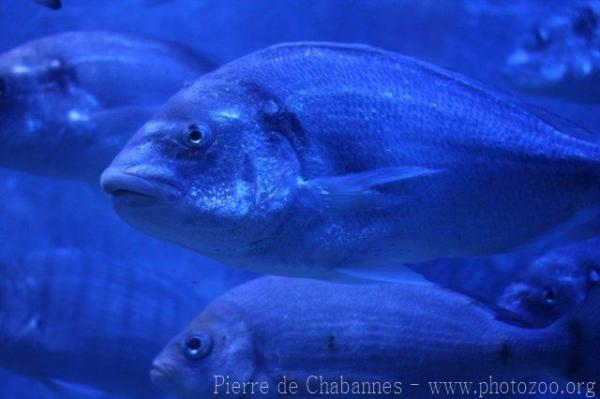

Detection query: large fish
xmin=0 ymin=31 xmax=212 ymax=182
xmin=101 ymin=42 xmax=600 ymax=283
xmin=151 ymin=276 xmax=600 ymax=398
xmin=0 ymin=248 xmax=205 ymax=398
xmin=504 ymin=3 xmax=600 ymax=103
xmin=499 ymin=238 xmax=600 ymax=327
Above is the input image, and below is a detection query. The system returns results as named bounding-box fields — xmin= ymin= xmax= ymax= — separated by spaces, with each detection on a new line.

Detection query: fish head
xmin=151 ymin=302 xmax=256 ymax=398
xmin=503 ymin=6 xmax=600 ymax=101
xmin=0 ymin=44 xmax=100 ymax=175
xmin=101 ymin=79 xmax=301 ymax=261
xmin=498 ymin=253 xmax=590 ymax=326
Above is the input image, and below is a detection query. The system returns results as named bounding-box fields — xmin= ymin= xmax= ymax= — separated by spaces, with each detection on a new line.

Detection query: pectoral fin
xmin=517 ymin=207 xmax=600 ymax=257
xmin=44 ymin=379 xmax=107 ymax=398
xmin=336 ymin=264 xmax=433 ymax=285
xmin=301 ymin=166 xmax=441 ymax=210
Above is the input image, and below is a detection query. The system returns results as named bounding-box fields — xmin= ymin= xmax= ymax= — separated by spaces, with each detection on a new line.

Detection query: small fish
xmin=0 ymin=248 xmax=205 ymax=398
xmin=499 ymin=238 xmax=600 ymax=327
xmin=33 ymin=0 xmax=61 ymax=10
xmin=0 ymin=31 xmax=212 ymax=182
xmin=504 ymin=3 xmax=600 ymax=103
xmin=102 ymin=42 xmax=600 ymax=283
xmin=32 ymin=0 xmax=172 ymax=9
xmin=152 ymin=276 xmax=600 ymax=398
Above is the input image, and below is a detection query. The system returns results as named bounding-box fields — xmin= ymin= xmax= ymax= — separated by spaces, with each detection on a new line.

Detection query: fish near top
xmin=504 ymin=4 xmax=600 ymax=103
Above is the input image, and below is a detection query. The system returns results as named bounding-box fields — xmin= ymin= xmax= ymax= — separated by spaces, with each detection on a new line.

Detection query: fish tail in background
xmin=559 ymin=284 xmax=600 ymax=383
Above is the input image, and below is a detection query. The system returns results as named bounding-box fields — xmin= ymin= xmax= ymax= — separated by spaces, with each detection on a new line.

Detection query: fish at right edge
xmin=499 ymin=238 xmax=600 ymax=327
xmin=504 ymin=3 xmax=600 ymax=103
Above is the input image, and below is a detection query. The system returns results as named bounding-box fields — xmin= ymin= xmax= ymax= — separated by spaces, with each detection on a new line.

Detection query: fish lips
xmin=149 ymin=364 xmax=168 ymax=388
xmin=100 ymin=170 xmax=182 ymax=206
xmin=150 ymin=360 xmax=180 ymax=393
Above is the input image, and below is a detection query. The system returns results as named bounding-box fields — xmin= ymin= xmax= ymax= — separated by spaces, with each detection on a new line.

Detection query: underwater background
xmin=1 ymin=0 xmax=600 ymax=398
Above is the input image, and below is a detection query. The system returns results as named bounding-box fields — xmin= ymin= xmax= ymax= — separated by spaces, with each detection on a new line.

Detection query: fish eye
xmin=542 ymin=286 xmax=557 ymax=304
xmin=573 ymin=7 xmax=597 ymax=37
xmin=589 ymin=269 xmax=600 ymax=283
xmin=0 ymin=78 xmax=7 ymax=97
xmin=34 ymin=317 xmax=47 ymax=333
xmin=181 ymin=333 xmax=212 ymax=360
xmin=528 ymin=27 xmax=550 ymax=50
xmin=182 ymin=124 xmax=210 ymax=149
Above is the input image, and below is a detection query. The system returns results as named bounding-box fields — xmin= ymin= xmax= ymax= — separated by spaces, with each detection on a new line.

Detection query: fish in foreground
xmin=0 ymin=30 xmax=212 ymax=182
xmin=504 ymin=4 xmax=600 ymax=103
xmin=152 ymin=276 xmax=600 ymax=398
xmin=34 ymin=0 xmax=61 ymax=10
xmin=0 ymin=248 xmax=204 ymax=398
xmin=499 ymin=238 xmax=600 ymax=327
xmin=101 ymin=42 xmax=600 ymax=283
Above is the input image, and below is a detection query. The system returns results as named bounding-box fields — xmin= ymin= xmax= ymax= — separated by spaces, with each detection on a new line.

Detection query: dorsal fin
xmin=519 ymin=102 xmax=600 ymax=144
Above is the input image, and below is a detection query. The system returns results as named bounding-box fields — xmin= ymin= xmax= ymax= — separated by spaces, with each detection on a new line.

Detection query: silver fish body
xmin=102 ymin=42 xmax=600 ymax=282
xmin=0 ymin=30 xmax=212 ymax=182
xmin=151 ymin=276 xmax=600 ymax=398
xmin=0 ymin=248 xmax=203 ymax=398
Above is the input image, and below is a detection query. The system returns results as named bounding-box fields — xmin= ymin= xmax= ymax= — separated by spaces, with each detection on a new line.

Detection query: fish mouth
xmin=150 ymin=361 xmax=176 ymax=390
xmin=100 ymin=170 xmax=181 ymax=204
xmin=150 ymin=366 xmax=167 ymax=386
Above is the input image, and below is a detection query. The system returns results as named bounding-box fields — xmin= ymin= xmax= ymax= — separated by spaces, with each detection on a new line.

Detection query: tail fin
xmin=561 ymin=284 xmax=600 ymax=383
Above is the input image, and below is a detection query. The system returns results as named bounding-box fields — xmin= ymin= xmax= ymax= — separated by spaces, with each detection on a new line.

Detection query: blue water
xmin=1 ymin=1 xmax=599 ymax=398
